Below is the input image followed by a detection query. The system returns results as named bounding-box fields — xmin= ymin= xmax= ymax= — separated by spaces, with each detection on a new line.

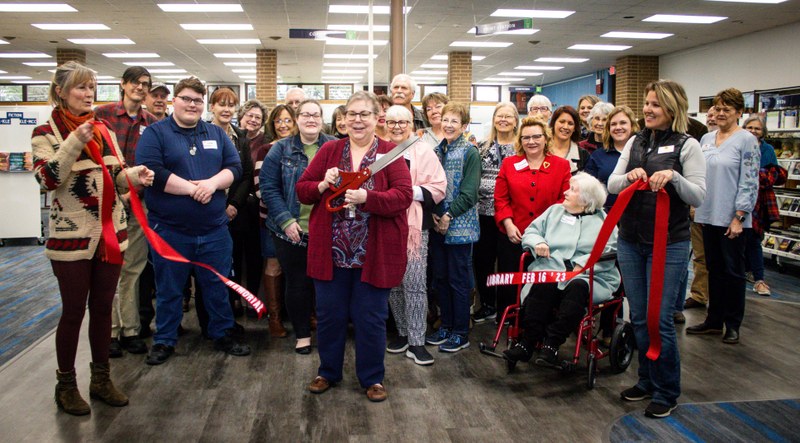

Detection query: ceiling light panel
xmin=198 ymin=39 xmax=261 ymax=44
xmin=569 ymin=44 xmax=631 ymax=51
xmin=327 ymin=24 xmax=390 ymax=32
xmin=484 ymin=77 xmax=524 ymax=82
xmin=643 ymin=14 xmax=727 ymax=24
xmin=224 ymin=62 xmax=256 ymax=66
xmin=602 ymin=31 xmax=673 ymax=39
xmin=467 ymin=28 xmax=539 ymax=35
xmin=33 ymin=23 xmax=109 ymax=30
xmin=0 ymin=76 xmax=32 ymax=80
xmin=322 ymin=69 xmax=367 ymax=74
xmin=67 ymin=38 xmax=135 ymax=44
xmin=323 ymin=62 xmax=369 ymax=67
xmin=515 ymin=65 xmax=563 ymax=70
xmin=95 ymin=75 xmax=116 ymax=79
xmin=490 ymin=9 xmax=575 ymax=19
xmin=420 ymin=63 xmax=447 ymax=68
xmin=431 ymin=55 xmax=485 ymax=61
xmin=23 ymin=62 xmax=57 ymax=66
xmin=324 ymin=38 xmax=388 ymax=46
xmin=450 ymin=41 xmax=512 ymax=48
xmin=0 ymin=39 xmax=7 ymax=44
xmin=411 ymin=70 xmax=447 ymax=75
xmin=232 ymin=68 xmax=256 ymax=73
xmin=158 ymin=3 xmax=243 ymax=12
xmin=123 ymin=61 xmax=174 ymax=66
xmin=0 ymin=52 xmax=51 ymax=58
xmin=323 ymin=54 xmax=378 ymax=59
xmin=535 ymin=57 xmax=589 ymax=63
xmin=0 ymin=3 xmax=76 ymax=12
xmin=328 ymin=5 xmax=411 ymax=14
xmin=104 ymin=52 xmax=159 ymax=58
xmin=498 ymin=71 xmax=541 ymax=76
xmin=181 ymin=24 xmax=253 ymax=31
xmin=13 ymin=80 xmax=50 ymax=84
xmin=147 ymin=69 xmax=186 ymax=73
xmin=214 ymin=53 xmax=256 ymax=58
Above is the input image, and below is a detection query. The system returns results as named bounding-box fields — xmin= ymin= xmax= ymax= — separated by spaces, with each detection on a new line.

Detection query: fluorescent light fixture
xmin=104 ymin=52 xmax=159 ymax=58
xmin=0 ymin=69 xmax=5 ymax=73
xmin=23 ymin=62 xmax=57 ymax=67
xmin=198 ymin=38 xmax=261 ymax=44
xmin=431 ymin=54 xmax=485 ymax=61
xmin=148 ymin=69 xmax=186 ymax=73
xmin=0 ymin=75 xmax=32 ymax=80
xmin=705 ymin=0 xmax=787 ymax=3
xmin=232 ymin=68 xmax=256 ymax=73
xmin=123 ymin=61 xmax=174 ymax=66
xmin=498 ymin=71 xmax=541 ymax=76
xmin=154 ymin=75 xmax=189 ymax=79
xmin=467 ymin=28 xmax=539 ymax=35
xmin=214 ymin=53 xmax=256 ymax=58
xmin=535 ymin=57 xmax=588 ymax=63
xmin=327 ymin=24 xmax=390 ymax=32
xmin=224 ymin=61 xmax=256 ymax=66
xmin=158 ymin=3 xmax=243 ymax=12
xmin=323 ymin=69 xmax=367 ymax=74
xmin=33 ymin=23 xmax=109 ymax=30
xmin=181 ymin=23 xmax=253 ymax=31
xmin=67 ymin=38 xmax=135 ymax=45
xmin=475 ymin=82 xmax=510 ymax=86
xmin=0 ymin=52 xmax=51 ymax=58
xmin=0 ymin=39 xmax=7 ymax=44
xmin=321 ymin=78 xmax=362 ymax=82
xmin=450 ymin=41 xmax=512 ymax=48
xmin=328 ymin=5 xmax=411 ymax=14
xmin=515 ymin=65 xmax=563 ymax=70
xmin=411 ymin=70 xmax=447 ymax=76
xmin=491 ymin=9 xmax=574 ymax=19
xmin=0 ymin=3 xmax=76 ymax=12
xmin=323 ymin=53 xmax=378 ymax=59
xmin=323 ymin=62 xmax=369 ymax=67
xmin=602 ymin=31 xmax=673 ymax=39
xmin=643 ymin=14 xmax=726 ymax=24
xmin=484 ymin=77 xmax=523 ymax=82
xmin=239 ymin=75 xmax=256 ymax=79
xmin=569 ymin=44 xmax=631 ymax=51
xmin=420 ymin=63 xmax=447 ymax=69
xmin=323 ymin=38 xmax=387 ymax=46
xmin=13 ymin=80 xmax=51 ymax=84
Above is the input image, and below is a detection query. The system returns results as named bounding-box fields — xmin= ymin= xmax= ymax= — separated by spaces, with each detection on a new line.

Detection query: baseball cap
xmin=150 ymin=82 xmax=169 ymax=95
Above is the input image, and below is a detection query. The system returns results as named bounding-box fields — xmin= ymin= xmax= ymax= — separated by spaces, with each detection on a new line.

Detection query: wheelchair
xmin=479 ymin=251 xmax=635 ymax=390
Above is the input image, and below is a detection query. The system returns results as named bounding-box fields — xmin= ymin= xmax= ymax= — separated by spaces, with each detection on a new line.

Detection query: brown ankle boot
xmin=55 ymin=369 xmax=90 ymax=416
xmin=264 ymin=274 xmax=287 ymax=338
xmin=89 ymin=362 xmax=129 ymax=407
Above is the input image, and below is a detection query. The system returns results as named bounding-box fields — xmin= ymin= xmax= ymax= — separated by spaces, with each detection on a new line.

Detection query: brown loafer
xmin=308 ymin=376 xmax=331 ymax=394
xmin=366 ymin=383 xmax=387 ymax=402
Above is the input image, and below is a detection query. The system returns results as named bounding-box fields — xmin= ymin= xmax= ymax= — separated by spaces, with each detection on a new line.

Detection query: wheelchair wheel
xmin=609 ymin=322 xmax=635 ymax=374
xmin=586 ymin=354 xmax=597 ymax=390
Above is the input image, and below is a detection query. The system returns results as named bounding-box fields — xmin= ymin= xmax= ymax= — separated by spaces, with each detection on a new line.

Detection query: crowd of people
xmin=35 ymin=61 xmax=780 ymax=419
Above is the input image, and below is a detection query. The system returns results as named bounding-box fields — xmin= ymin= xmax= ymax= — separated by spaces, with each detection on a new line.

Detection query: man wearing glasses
xmin=136 ymin=77 xmax=248 ymax=365
xmin=95 ymin=66 xmax=158 ymax=359
xmin=390 ymin=74 xmax=430 ymax=130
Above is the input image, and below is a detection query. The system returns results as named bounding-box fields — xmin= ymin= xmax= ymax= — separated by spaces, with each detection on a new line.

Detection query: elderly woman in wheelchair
xmin=503 ymin=172 xmax=620 ymax=368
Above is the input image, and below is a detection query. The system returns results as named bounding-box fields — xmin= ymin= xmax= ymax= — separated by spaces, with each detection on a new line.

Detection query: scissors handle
xmin=325 ymin=169 xmax=372 ymax=212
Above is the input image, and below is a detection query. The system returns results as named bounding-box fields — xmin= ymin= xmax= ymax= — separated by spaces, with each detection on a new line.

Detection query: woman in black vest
xmin=608 ymin=80 xmax=706 ymax=419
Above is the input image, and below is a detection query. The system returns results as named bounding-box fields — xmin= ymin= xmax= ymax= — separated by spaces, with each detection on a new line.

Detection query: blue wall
xmin=540 ymin=70 xmax=611 ymax=109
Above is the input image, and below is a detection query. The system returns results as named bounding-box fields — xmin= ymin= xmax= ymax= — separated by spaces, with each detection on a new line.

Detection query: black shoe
xmin=644 ymin=401 xmax=677 ymax=418
xmin=503 ymin=341 xmax=534 ymax=363
xmin=621 ymin=385 xmax=653 ymax=402
xmin=386 ymin=336 xmax=409 ymax=354
xmin=673 ymin=311 xmax=686 ymax=325
xmin=177 ymin=325 xmax=187 ymax=336
xmin=722 ymin=328 xmax=739 ymax=344
xmin=120 ymin=335 xmax=148 ymax=354
xmin=146 ymin=343 xmax=174 ymax=365
xmin=295 ymin=346 xmax=312 ymax=355
xmin=683 ymin=298 xmax=706 ymax=309
xmin=109 ymin=338 xmax=123 ymax=358
xmin=406 ymin=345 xmax=434 ymax=366
xmin=686 ymin=322 xmax=723 ymax=335
xmin=473 ymin=305 xmax=497 ymax=323
xmin=214 ymin=332 xmax=251 ymax=356
xmin=534 ymin=345 xmax=560 ymax=369
xmin=230 ymin=322 xmax=246 ymax=338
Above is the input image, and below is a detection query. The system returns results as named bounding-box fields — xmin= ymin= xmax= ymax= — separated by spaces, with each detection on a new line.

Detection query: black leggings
xmin=521 ymin=280 xmax=589 ymax=348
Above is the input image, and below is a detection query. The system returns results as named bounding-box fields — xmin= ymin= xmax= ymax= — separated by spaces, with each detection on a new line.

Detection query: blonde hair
xmin=644 ymin=80 xmax=689 ymax=134
xmin=602 ymin=105 xmax=639 ymax=148
xmin=514 ymin=116 xmax=551 ymax=156
xmin=487 ymin=102 xmax=519 ymax=144
xmin=48 ymin=61 xmax=96 ymax=109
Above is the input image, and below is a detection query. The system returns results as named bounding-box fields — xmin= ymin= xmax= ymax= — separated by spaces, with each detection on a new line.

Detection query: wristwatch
xmin=734 ymin=214 xmax=746 ymax=222
xmin=444 ymin=211 xmax=453 ymax=220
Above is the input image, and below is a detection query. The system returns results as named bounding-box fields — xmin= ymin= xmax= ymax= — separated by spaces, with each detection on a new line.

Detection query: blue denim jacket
xmin=260 ymin=132 xmax=337 ymax=236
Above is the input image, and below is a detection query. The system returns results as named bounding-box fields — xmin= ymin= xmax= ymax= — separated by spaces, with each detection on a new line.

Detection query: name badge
xmin=560 ymin=214 xmax=576 ymax=225
xmin=514 ymin=159 xmax=528 ymax=171
xmin=376 ymin=153 xmax=384 ymax=161
xmin=202 ymin=140 xmax=218 ymax=150
xmin=657 ymin=145 xmax=674 ymax=154
xmin=139 ymin=125 xmax=146 ymax=135
xmin=701 ymin=143 xmax=714 ymax=151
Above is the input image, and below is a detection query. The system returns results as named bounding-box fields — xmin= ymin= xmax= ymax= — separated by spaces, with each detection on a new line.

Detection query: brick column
xmin=447 ymin=51 xmax=472 ymax=103
xmin=256 ymin=49 xmax=277 ymax=106
xmin=56 ymin=48 xmax=86 ymax=66
xmin=614 ymin=56 xmax=659 ymax=119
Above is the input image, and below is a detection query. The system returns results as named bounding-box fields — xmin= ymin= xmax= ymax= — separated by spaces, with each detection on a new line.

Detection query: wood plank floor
xmin=1 ymin=245 xmax=799 ymax=442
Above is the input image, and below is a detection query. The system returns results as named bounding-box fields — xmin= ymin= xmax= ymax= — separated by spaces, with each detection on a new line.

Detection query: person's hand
xmin=189 ymin=179 xmax=216 ymax=204
xmin=319 ymin=167 xmax=339 ymax=193
xmin=284 ymin=222 xmax=303 ymax=243
xmin=136 ymin=165 xmax=155 ymax=187
xmin=344 ymin=188 xmax=367 ymax=205
xmin=534 ymin=242 xmax=550 ymax=258
xmin=648 ymin=170 xmax=674 ymax=192
xmin=504 ymin=219 xmax=522 ymax=244
xmin=436 ymin=213 xmax=451 ymax=234
xmin=73 ymin=121 xmax=95 ymax=144
xmin=225 ymin=204 xmax=238 ymax=221
xmin=626 ymin=167 xmax=648 ymax=184
xmin=725 ymin=218 xmax=743 ymax=239
xmin=572 ymin=265 xmax=583 ymax=273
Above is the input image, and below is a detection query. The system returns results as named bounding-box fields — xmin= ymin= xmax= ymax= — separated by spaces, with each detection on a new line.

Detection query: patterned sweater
xmin=32 ymin=111 xmax=136 ymax=261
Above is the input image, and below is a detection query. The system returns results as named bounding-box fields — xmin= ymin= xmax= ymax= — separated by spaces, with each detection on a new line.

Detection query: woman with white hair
xmin=383 ymin=105 xmax=447 ymax=365
xmin=526 ymin=95 xmax=553 ymax=121
xmin=503 ymin=172 xmax=620 ymax=368
xmin=579 ymin=101 xmax=615 ymax=154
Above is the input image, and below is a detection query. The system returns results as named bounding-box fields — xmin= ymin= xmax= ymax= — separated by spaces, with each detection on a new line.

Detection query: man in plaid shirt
xmin=95 ymin=66 xmax=158 ymax=357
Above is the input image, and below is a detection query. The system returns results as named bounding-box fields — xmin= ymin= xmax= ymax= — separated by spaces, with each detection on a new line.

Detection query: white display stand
xmin=0 ymin=106 xmax=48 ymax=244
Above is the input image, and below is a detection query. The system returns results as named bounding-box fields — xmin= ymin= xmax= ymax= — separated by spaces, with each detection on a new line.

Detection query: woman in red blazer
xmin=493 ymin=117 xmax=571 ymax=316
xmin=296 ymin=91 xmax=412 ymax=403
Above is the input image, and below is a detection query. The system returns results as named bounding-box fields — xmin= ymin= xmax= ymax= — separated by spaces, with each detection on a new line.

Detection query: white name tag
xmin=514 ymin=159 xmax=528 ymax=171
xmin=202 ymin=140 xmax=218 ymax=150
xmin=376 ymin=153 xmax=384 ymax=161
xmin=139 ymin=125 xmax=146 ymax=135
xmin=560 ymin=214 xmax=577 ymax=225
xmin=657 ymin=145 xmax=674 ymax=154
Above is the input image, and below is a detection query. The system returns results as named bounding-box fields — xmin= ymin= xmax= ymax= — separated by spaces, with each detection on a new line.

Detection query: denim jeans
xmin=617 ymin=238 xmax=689 ymax=407
xmin=430 ymin=232 xmax=473 ymax=336
xmin=744 ymin=228 xmax=765 ymax=282
xmin=152 ymin=224 xmax=234 ymax=346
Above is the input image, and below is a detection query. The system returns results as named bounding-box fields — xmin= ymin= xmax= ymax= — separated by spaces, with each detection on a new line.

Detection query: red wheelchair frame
xmin=479 ymin=251 xmax=635 ymax=389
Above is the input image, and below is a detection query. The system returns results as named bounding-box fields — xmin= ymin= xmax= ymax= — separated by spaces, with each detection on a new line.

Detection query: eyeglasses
xmin=298 ymin=112 xmax=321 ymax=120
xmin=715 ymin=106 xmax=736 ymax=114
xmin=131 ymin=79 xmax=151 ymax=89
xmin=175 ymin=95 xmax=204 ymax=106
xmin=345 ymin=111 xmax=374 ymax=121
xmin=495 ymin=114 xmax=516 ymax=121
xmin=521 ymin=134 xmax=544 ymax=142
xmin=386 ymin=120 xmax=410 ymax=129
xmin=274 ymin=118 xmax=293 ymax=125
xmin=529 ymin=106 xmax=550 ymax=112
xmin=242 ymin=113 xmax=262 ymax=122
xmin=425 ymin=103 xmax=444 ymax=112
xmin=441 ymin=118 xmax=461 ymax=126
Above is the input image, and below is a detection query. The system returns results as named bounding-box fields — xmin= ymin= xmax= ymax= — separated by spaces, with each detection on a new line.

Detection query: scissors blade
xmin=366 ymin=135 xmax=421 ymax=176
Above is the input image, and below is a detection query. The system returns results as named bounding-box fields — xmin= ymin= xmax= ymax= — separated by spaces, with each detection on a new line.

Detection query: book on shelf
xmin=784 ymin=110 xmax=798 ymax=129
xmin=791 ymin=241 xmax=800 ymax=255
xmin=782 ymin=198 xmax=792 ymax=210
xmin=779 ymin=238 xmax=792 ymax=251
xmin=766 ymin=236 xmax=776 ymax=248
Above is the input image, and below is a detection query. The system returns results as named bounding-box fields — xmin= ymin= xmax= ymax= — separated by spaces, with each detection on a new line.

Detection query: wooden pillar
xmin=256 ymin=49 xmax=277 ymax=106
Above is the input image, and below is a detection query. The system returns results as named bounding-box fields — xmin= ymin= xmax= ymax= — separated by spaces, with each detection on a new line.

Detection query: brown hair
xmin=173 ymin=76 xmax=206 ymax=97
xmin=237 ymin=99 xmax=268 ymax=122
xmin=48 ymin=61 xmax=96 ymax=109
xmin=515 ymin=116 xmax=551 ymax=156
xmin=602 ymin=105 xmax=639 ymax=148
xmin=346 ymin=90 xmax=381 ymax=114
xmin=209 ymin=87 xmax=239 ymax=106
xmin=712 ymin=87 xmax=745 ymax=112
xmin=422 ymin=92 xmax=449 ymax=111
xmin=267 ymin=104 xmax=296 ymax=139
xmin=376 ymin=94 xmax=392 ymax=110
xmin=549 ymin=106 xmax=581 ymax=143
xmin=441 ymin=102 xmax=470 ymax=126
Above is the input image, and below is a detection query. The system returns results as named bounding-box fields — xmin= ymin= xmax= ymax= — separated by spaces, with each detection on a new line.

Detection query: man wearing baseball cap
xmin=144 ymin=82 xmax=170 ymax=121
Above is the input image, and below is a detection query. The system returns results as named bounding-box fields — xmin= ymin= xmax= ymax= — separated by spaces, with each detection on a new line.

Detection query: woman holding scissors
xmin=296 ymin=91 xmax=412 ymax=402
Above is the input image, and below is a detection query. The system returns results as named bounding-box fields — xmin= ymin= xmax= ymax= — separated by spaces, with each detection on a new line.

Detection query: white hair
xmin=390 ymin=73 xmax=417 ymax=95
xmin=571 ymin=172 xmax=607 ymax=213
xmin=587 ymin=101 xmax=615 ymax=122
xmin=285 ymin=87 xmax=306 ymax=99
xmin=385 ymin=105 xmax=413 ymax=122
xmin=526 ymin=95 xmax=552 ymax=111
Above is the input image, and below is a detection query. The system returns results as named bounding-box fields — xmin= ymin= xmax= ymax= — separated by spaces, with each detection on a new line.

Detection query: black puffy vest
xmin=619 ymin=129 xmax=691 ymax=245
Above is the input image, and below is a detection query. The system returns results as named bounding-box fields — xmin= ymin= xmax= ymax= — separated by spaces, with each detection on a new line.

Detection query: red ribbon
xmin=92 ymin=121 xmax=267 ymax=319
xmin=486 ymin=180 xmax=670 ymax=360
xmin=85 ymin=135 xmax=123 ymax=265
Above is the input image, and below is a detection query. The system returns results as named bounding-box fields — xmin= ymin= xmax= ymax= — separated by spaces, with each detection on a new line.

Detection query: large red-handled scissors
xmin=325 ymin=135 xmax=421 ymax=212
